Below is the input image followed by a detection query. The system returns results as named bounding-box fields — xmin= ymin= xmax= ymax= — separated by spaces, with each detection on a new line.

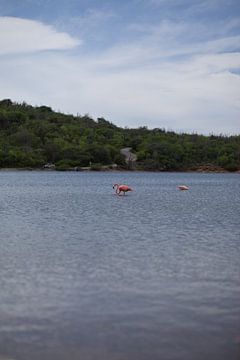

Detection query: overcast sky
xmin=0 ymin=0 xmax=239 ymax=134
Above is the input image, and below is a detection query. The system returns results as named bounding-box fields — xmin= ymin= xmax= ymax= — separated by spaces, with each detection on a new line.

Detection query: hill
xmin=0 ymin=99 xmax=239 ymax=171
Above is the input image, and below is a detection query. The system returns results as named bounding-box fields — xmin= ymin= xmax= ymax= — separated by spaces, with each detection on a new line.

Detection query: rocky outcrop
xmin=120 ymin=148 xmax=137 ymax=169
xmin=195 ymin=164 xmax=226 ymax=173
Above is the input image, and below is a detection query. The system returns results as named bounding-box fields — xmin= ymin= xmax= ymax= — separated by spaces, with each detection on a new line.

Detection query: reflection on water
xmin=0 ymin=171 xmax=239 ymax=360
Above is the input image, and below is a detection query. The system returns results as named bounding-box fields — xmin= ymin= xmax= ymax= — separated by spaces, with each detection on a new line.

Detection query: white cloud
xmin=1 ymin=48 xmax=239 ymax=135
xmin=0 ymin=16 xmax=239 ymax=135
xmin=86 ymin=18 xmax=240 ymax=72
xmin=0 ymin=16 xmax=80 ymax=55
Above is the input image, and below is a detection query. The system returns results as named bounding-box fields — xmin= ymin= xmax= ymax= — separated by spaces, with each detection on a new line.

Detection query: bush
xmin=223 ymin=162 xmax=238 ymax=172
xmin=90 ymin=163 xmax=102 ymax=171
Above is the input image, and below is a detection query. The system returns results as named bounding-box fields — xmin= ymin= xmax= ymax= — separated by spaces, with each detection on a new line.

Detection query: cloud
xmin=0 ymin=15 xmax=239 ymax=135
xmin=1 ymin=47 xmax=238 ymax=135
xmin=89 ymin=17 xmax=240 ymax=74
xmin=0 ymin=16 xmax=80 ymax=55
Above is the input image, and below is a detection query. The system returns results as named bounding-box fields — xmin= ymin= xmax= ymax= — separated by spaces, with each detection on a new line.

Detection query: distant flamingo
xmin=178 ymin=185 xmax=189 ymax=191
xmin=113 ymin=184 xmax=133 ymax=195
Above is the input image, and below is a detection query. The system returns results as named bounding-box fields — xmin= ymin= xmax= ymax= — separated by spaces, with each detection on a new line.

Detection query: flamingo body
xmin=113 ymin=184 xmax=132 ymax=195
xmin=178 ymin=185 xmax=189 ymax=191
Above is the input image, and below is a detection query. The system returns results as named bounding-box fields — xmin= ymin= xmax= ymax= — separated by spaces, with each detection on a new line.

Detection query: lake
xmin=0 ymin=171 xmax=239 ymax=360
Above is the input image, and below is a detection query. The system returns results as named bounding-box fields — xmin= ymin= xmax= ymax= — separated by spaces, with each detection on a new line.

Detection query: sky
xmin=0 ymin=0 xmax=240 ymax=134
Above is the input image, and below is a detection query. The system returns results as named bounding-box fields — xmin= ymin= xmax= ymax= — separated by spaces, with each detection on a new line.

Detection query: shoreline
xmin=0 ymin=167 xmax=239 ymax=173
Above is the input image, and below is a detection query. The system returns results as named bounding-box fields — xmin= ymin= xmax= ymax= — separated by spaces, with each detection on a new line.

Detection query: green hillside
xmin=0 ymin=99 xmax=239 ymax=171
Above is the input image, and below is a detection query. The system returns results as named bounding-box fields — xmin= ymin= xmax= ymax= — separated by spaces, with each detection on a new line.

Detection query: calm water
xmin=0 ymin=171 xmax=239 ymax=360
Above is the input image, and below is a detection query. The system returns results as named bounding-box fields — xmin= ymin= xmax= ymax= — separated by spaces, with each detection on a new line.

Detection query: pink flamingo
xmin=178 ymin=185 xmax=189 ymax=191
xmin=113 ymin=184 xmax=133 ymax=195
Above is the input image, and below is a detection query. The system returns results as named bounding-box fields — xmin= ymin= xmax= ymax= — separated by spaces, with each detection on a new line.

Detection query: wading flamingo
xmin=113 ymin=184 xmax=132 ymax=195
xmin=178 ymin=185 xmax=189 ymax=191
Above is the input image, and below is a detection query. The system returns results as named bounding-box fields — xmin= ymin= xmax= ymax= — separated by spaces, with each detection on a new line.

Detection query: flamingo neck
xmin=113 ymin=184 xmax=120 ymax=194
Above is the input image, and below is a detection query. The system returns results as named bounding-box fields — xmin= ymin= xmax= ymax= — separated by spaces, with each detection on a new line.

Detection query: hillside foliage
xmin=0 ymin=99 xmax=239 ymax=171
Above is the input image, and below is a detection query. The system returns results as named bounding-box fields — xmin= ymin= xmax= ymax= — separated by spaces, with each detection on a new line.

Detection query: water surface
xmin=0 ymin=171 xmax=239 ymax=360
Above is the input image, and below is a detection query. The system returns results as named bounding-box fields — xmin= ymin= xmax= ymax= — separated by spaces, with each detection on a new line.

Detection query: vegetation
xmin=0 ymin=99 xmax=239 ymax=171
